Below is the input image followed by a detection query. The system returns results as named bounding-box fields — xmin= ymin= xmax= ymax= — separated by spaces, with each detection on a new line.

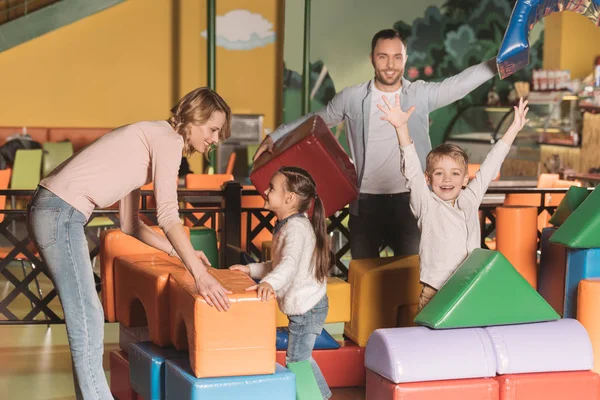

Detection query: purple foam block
xmin=365 ymin=326 xmax=497 ymax=384
xmin=485 ymin=318 xmax=593 ymax=374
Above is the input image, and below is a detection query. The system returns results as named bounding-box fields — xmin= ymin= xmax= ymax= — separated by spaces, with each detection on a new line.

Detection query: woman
xmin=26 ymin=87 xmax=232 ymax=399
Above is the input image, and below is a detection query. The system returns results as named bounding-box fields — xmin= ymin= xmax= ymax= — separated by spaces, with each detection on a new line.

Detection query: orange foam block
xmin=109 ymin=350 xmax=139 ymax=400
xmin=169 ymin=268 xmax=276 ymax=378
xmin=496 ymin=371 xmax=600 ymax=400
xmin=100 ymin=226 xmax=189 ymax=322
xmin=276 ymin=340 xmax=365 ymax=388
xmin=366 ymin=369 xmax=499 ymax=400
xmin=578 ymin=278 xmax=600 ymax=374
xmin=115 ymin=254 xmax=183 ymax=347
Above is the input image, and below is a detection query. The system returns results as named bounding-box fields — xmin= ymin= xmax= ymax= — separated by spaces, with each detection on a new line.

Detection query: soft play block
xmin=276 ymin=340 xmax=366 ymax=388
xmin=551 ymin=186 xmax=600 ymax=248
xmin=169 ymin=268 xmax=276 ymax=378
xmin=276 ymin=276 xmax=350 ymax=327
xmin=250 ymin=115 xmax=358 ymax=217
xmin=276 ymin=327 xmax=340 ymax=350
xmin=110 ymin=350 xmax=138 ymax=400
xmin=548 ymin=186 xmax=590 ymax=227
xmin=115 ymin=254 xmax=183 ymax=347
xmin=496 ymin=371 xmax=600 ymax=400
xmin=564 ymin=248 xmax=600 ymax=318
xmin=287 ymin=360 xmax=322 ymax=400
xmin=366 ymin=369 xmax=499 ymax=400
xmin=189 ymin=227 xmax=218 ymax=268
xmin=365 ymin=327 xmax=496 ymax=383
xmin=100 ymin=226 xmax=189 ymax=322
xmin=129 ymin=342 xmax=186 ymax=400
xmin=344 ymin=255 xmax=421 ymax=347
xmin=539 ymin=228 xmax=600 ymax=318
xmin=538 ymin=227 xmax=568 ymax=315
xmin=119 ymin=324 xmax=150 ymax=354
xmin=578 ymin=279 xmax=600 ymax=374
xmin=415 ymin=249 xmax=559 ymax=329
xmin=484 ymin=319 xmax=593 ymax=374
xmin=165 ymin=359 xmax=295 ymax=400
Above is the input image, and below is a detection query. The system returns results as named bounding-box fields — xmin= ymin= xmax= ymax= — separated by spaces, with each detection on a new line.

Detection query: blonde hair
xmin=426 ymin=143 xmax=468 ymax=174
xmin=168 ymin=87 xmax=231 ymax=156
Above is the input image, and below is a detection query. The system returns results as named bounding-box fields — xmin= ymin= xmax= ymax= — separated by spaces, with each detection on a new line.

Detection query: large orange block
xmin=276 ymin=340 xmax=365 ymax=388
xmin=169 ymin=268 xmax=276 ymax=378
xmin=344 ymin=256 xmax=421 ymax=347
xmin=115 ymin=254 xmax=183 ymax=347
xmin=109 ymin=350 xmax=139 ymax=400
xmin=578 ymin=278 xmax=600 ymax=374
xmin=276 ymin=277 xmax=350 ymax=327
xmin=495 ymin=371 xmax=600 ymax=400
xmin=100 ymin=226 xmax=189 ymax=322
xmin=366 ymin=369 xmax=499 ymax=400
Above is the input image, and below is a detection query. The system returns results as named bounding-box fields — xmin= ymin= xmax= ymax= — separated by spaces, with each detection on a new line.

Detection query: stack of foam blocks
xmin=538 ymin=186 xmax=600 ymax=375
xmin=364 ymin=247 xmax=600 ymax=399
xmin=101 ymin=229 xmax=295 ymax=400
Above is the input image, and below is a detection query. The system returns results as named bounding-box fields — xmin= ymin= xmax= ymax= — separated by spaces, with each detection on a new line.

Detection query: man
xmin=254 ymin=29 xmax=497 ymax=259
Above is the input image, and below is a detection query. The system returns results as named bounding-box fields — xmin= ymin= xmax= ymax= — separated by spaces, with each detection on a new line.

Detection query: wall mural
xmin=200 ymin=9 xmax=276 ymax=51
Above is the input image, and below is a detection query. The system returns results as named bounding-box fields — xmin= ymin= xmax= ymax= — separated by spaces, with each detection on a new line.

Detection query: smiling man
xmin=254 ymin=29 xmax=497 ymax=260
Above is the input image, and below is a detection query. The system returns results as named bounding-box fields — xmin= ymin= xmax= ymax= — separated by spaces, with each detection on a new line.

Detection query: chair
xmin=42 ymin=141 xmax=73 ymax=177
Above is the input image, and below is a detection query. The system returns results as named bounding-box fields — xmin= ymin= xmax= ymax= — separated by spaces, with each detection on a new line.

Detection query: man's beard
xmin=375 ymin=69 xmax=402 ymax=86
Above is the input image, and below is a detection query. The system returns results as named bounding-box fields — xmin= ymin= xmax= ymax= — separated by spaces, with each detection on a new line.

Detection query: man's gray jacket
xmin=269 ymin=58 xmax=498 ymax=215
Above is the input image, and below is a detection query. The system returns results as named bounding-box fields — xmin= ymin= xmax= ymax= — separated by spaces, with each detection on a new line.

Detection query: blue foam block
xmin=276 ymin=327 xmax=340 ymax=351
xmin=497 ymin=0 xmax=600 ymax=79
xmin=129 ymin=342 xmax=187 ymax=400
xmin=564 ymin=247 xmax=600 ymax=318
xmin=165 ymin=359 xmax=296 ymax=400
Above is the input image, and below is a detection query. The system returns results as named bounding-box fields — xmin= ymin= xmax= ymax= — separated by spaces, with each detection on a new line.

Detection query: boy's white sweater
xmin=248 ymin=217 xmax=327 ymax=315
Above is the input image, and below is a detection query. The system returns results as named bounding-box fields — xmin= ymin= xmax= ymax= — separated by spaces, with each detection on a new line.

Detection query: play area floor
xmin=0 ymin=323 xmax=365 ymax=400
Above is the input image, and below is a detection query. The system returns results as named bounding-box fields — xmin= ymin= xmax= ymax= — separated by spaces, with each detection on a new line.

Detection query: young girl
xmin=26 ymin=87 xmax=233 ymax=399
xmin=230 ymin=166 xmax=332 ymax=400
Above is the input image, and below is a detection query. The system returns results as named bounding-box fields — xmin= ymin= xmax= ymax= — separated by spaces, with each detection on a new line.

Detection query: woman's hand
xmin=229 ymin=264 xmax=250 ymax=275
xmin=194 ymin=269 xmax=232 ymax=311
xmin=510 ymin=97 xmax=530 ymax=131
xmin=245 ymin=281 xmax=276 ymax=302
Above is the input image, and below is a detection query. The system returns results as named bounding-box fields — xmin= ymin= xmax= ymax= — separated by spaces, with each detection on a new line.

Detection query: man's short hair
xmin=426 ymin=144 xmax=469 ymax=174
xmin=371 ymin=29 xmax=407 ymax=54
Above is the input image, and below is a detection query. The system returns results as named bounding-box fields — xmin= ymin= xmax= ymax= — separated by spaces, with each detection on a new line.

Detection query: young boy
xmin=377 ymin=96 xmax=529 ymax=310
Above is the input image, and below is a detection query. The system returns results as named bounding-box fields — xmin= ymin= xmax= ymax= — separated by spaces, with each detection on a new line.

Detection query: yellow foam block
xmin=578 ymin=278 xmax=600 ymax=374
xmin=344 ymin=255 xmax=421 ymax=347
xmin=276 ymin=277 xmax=350 ymax=327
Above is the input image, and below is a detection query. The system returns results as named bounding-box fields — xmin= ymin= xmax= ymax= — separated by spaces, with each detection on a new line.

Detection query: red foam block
xmin=250 ymin=115 xmax=358 ymax=217
xmin=109 ymin=350 xmax=139 ymax=400
xmin=496 ymin=370 xmax=600 ymax=400
xmin=366 ymin=369 xmax=499 ymax=400
xmin=276 ymin=340 xmax=365 ymax=388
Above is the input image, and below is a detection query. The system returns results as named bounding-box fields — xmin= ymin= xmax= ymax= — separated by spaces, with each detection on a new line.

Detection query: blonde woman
xmin=26 ymin=87 xmax=232 ymax=399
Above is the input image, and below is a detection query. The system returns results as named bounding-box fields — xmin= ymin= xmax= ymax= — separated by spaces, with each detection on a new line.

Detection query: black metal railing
xmin=0 ymin=185 xmax=593 ymax=324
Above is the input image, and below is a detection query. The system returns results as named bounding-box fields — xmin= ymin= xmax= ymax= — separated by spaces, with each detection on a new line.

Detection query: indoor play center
xmin=1 ymin=0 xmax=600 ymax=399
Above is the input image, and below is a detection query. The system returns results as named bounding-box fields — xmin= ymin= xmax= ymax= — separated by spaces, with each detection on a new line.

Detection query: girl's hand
xmin=229 ymin=264 xmax=250 ymax=275
xmin=510 ymin=97 xmax=530 ymax=132
xmin=377 ymin=94 xmax=416 ymax=129
xmin=245 ymin=281 xmax=276 ymax=301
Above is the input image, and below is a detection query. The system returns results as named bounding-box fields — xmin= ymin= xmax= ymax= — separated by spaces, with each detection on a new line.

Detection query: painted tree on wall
xmin=394 ymin=0 xmax=544 ymax=146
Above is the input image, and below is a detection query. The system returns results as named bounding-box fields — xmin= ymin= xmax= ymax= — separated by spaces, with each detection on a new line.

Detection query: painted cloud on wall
xmin=200 ymin=9 xmax=276 ymax=50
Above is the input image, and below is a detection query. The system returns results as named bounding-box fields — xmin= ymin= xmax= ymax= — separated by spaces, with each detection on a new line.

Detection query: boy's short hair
xmin=425 ymin=144 xmax=468 ymax=174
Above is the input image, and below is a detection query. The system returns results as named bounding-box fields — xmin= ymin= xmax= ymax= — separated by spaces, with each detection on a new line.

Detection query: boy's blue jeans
xmin=286 ymin=294 xmax=332 ymax=399
xmin=27 ymin=187 xmax=113 ymax=399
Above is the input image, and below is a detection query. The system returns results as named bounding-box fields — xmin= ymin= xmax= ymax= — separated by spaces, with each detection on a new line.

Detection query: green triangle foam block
xmin=414 ymin=249 xmax=560 ymax=329
xmin=550 ymin=186 xmax=600 ymax=248
xmin=287 ymin=360 xmax=322 ymax=400
xmin=548 ymin=186 xmax=590 ymax=227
